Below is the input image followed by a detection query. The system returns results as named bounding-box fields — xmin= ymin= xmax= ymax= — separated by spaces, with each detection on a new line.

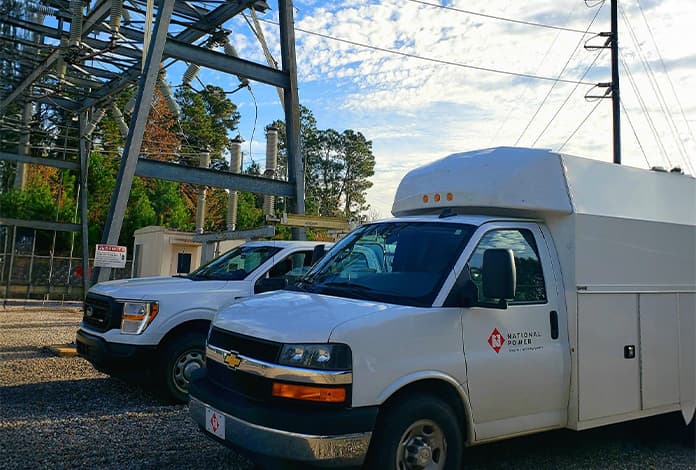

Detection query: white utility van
xmin=189 ymin=147 xmax=695 ymax=468
xmin=76 ymin=240 xmax=330 ymax=402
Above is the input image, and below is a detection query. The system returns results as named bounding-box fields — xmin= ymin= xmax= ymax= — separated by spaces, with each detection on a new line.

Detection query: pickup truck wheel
xmin=160 ymin=331 xmax=206 ymax=403
xmin=366 ymin=394 xmax=462 ymax=470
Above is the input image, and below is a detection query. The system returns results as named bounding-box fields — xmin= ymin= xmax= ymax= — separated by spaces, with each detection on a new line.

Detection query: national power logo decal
xmin=488 ymin=328 xmax=505 ymax=354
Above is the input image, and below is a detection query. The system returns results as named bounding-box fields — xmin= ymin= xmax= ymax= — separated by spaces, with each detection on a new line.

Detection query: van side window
xmin=468 ymin=229 xmax=547 ymax=304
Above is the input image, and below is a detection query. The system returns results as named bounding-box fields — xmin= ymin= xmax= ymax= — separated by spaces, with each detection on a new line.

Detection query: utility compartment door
xmin=640 ymin=294 xmax=679 ymax=410
xmin=578 ymin=293 xmax=640 ymax=421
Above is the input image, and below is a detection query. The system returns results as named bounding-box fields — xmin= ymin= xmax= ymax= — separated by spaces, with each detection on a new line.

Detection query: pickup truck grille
xmin=83 ymin=294 xmax=122 ymax=332
xmin=207 ymin=327 xmax=281 ymax=363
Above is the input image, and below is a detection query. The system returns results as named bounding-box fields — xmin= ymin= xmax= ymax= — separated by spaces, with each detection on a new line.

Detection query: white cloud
xmin=281 ymin=0 xmax=695 ymax=217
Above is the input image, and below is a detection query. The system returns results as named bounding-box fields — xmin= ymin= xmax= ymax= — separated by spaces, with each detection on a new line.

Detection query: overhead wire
xmin=531 ymin=49 xmax=604 ymax=146
xmin=514 ymin=0 xmax=605 ymax=146
xmin=556 ymin=99 xmax=603 ymax=152
xmin=620 ymin=57 xmax=671 ymax=168
xmin=258 ymin=18 xmax=596 ymax=86
xmin=620 ymin=98 xmax=651 ymax=168
xmin=489 ymin=2 xmax=581 ymax=146
xmin=635 ymin=0 xmax=696 ymax=159
xmin=403 ymin=0 xmax=599 ymax=34
xmin=619 ymin=5 xmax=690 ymax=172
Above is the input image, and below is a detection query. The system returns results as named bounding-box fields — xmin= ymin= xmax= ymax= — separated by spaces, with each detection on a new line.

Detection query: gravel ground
xmin=1 ymin=307 xmax=694 ymax=469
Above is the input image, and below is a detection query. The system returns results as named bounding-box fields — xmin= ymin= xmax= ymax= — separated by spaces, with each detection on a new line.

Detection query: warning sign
xmin=94 ymin=244 xmax=127 ymax=268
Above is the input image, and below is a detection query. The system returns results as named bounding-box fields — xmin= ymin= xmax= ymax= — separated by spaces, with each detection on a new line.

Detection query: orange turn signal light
xmin=434 ymin=193 xmax=441 ymax=202
xmin=272 ymin=382 xmax=346 ymax=403
xmin=422 ymin=195 xmax=429 ymax=203
xmin=447 ymin=192 xmax=454 ymax=201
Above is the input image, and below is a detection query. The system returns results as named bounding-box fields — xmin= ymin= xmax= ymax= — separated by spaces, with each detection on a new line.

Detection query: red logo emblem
xmin=210 ymin=413 xmax=220 ymax=433
xmin=488 ymin=328 xmax=505 ymax=354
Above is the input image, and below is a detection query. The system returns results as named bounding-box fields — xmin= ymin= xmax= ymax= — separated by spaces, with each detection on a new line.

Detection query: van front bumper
xmin=190 ymin=396 xmax=371 ymax=467
xmin=189 ymin=370 xmax=377 ymax=467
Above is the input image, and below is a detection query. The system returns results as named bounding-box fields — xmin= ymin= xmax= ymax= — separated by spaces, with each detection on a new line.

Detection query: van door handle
xmin=550 ymin=311 xmax=559 ymax=340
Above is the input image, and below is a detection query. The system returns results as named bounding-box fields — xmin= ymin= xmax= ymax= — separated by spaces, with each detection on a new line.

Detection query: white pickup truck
xmin=76 ymin=240 xmax=330 ymax=402
xmin=189 ymin=147 xmax=695 ymax=468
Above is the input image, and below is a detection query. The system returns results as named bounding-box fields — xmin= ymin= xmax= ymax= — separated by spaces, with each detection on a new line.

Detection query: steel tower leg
xmin=94 ymin=0 xmax=175 ymax=283
xmin=279 ymin=0 xmax=305 ymax=240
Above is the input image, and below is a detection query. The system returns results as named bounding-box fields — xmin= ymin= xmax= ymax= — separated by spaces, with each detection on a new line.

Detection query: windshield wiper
xmin=323 ymin=281 xmax=373 ymax=290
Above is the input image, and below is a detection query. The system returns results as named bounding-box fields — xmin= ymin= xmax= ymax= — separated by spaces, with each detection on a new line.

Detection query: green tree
xmin=271 ymin=107 xmax=376 ymax=218
xmin=176 ymin=85 xmax=240 ymax=161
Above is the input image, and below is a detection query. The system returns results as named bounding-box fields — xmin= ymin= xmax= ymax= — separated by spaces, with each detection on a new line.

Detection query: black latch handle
xmin=550 ymin=311 xmax=559 ymax=340
xmin=624 ymin=345 xmax=636 ymax=359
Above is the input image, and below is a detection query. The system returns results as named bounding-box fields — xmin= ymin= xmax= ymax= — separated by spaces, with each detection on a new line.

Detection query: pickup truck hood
xmin=89 ymin=276 xmax=234 ymax=300
xmin=213 ymin=290 xmax=395 ymax=343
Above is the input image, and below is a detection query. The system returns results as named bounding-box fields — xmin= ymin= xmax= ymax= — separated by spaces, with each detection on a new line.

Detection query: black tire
xmin=365 ymin=394 xmax=463 ymax=470
xmin=686 ymin=412 xmax=695 ymax=448
xmin=159 ymin=331 xmax=206 ymax=403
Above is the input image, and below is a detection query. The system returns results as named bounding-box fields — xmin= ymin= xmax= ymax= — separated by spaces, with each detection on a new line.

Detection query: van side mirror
xmin=254 ymin=277 xmax=288 ymax=294
xmin=482 ymin=249 xmax=516 ymax=303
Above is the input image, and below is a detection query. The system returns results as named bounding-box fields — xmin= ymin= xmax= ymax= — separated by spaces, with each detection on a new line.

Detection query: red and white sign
xmin=205 ymin=407 xmax=225 ymax=438
xmin=488 ymin=328 xmax=505 ymax=354
xmin=94 ymin=244 xmax=127 ymax=268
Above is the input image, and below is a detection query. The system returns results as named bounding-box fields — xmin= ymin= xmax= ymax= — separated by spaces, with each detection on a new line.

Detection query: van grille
xmin=207 ymin=327 xmax=281 ymax=363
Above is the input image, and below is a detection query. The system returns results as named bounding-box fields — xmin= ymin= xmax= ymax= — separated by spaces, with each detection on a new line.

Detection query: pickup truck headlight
xmin=278 ymin=343 xmax=351 ymax=371
xmin=120 ymin=301 xmax=158 ymax=335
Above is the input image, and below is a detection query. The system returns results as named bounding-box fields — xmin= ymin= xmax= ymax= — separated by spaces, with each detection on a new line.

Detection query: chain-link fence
xmin=0 ymin=227 xmax=133 ymax=301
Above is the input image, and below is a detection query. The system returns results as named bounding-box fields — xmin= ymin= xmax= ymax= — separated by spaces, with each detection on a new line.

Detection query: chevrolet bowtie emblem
xmin=224 ymin=352 xmax=242 ymax=369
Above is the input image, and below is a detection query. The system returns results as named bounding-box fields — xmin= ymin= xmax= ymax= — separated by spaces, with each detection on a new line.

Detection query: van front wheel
xmin=366 ymin=394 xmax=463 ymax=470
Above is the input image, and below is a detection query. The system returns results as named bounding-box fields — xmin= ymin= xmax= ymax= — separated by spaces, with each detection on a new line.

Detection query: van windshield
xmin=187 ymin=245 xmax=281 ymax=281
xmin=292 ymin=222 xmax=475 ymax=307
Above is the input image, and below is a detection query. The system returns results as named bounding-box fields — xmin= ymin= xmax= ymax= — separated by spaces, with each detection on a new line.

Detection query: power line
xmin=403 ymin=0 xmax=599 ymax=35
xmin=557 ymin=98 xmax=603 ymax=152
xmin=489 ymin=2 xmax=582 ymax=146
xmin=619 ymin=57 xmax=671 ymax=168
xmin=259 ymin=18 xmax=596 ymax=86
xmin=620 ymin=5 xmax=689 ymax=172
xmin=620 ymin=98 xmax=651 ymax=168
xmin=635 ymin=0 xmax=696 ymax=153
xmin=620 ymin=4 xmax=693 ymax=174
xmin=531 ymin=49 xmax=604 ymax=146
xmin=515 ymin=1 xmax=605 ymax=146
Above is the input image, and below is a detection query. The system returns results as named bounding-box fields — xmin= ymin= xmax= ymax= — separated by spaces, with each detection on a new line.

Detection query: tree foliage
xmin=270 ymin=106 xmax=375 ymax=218
xmin=1 ymin=75 xmax=375 ymax=256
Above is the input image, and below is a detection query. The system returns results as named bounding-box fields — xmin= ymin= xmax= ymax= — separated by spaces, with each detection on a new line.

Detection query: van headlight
xmin=278 ymin=343 xmax=351 ymax=370
xmin=120 ymin=301 xmax=158 ymax=335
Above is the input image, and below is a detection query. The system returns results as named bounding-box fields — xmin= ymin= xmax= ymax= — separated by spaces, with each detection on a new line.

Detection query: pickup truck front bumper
xmin=189 ymin=369 xmax=377 ymax=467
xmin=76 ymin=329 xmax=157 ymax=376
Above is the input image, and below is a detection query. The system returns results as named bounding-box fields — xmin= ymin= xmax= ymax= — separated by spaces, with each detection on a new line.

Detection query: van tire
xmin=365 ymin=394 xmax=463 ymax=470
xmin=686 ymin=412 xmax=695 ymax=448
xmin=159 ymin=331 xmax=206 ymax=403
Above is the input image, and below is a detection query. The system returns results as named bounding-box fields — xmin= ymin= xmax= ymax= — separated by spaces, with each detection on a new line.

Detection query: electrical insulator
xmin=69 ymin=0 xmax=84 ymax=46
xmin=109 ymin=103 xmax=129 ymax=137
xmin=110 ymin=0 xmax=123 ymax=36
xmin=182 ymin=63 xmax=201 ymax=86
xmin=158 ymin=80 xmax=180 ymax=118
xmin=83 ymin=108 xmax=107 ymax=138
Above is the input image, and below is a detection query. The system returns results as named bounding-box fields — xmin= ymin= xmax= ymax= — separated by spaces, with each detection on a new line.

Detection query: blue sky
xmin=168 ymin=0 xmax=695 ymax=218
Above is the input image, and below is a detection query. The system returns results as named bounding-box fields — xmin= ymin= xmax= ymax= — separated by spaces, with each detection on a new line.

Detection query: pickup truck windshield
xmin=293 ymin=222 xmax=475 ymax=307
xmin=187 ymin=245 xmax=281 ymax=281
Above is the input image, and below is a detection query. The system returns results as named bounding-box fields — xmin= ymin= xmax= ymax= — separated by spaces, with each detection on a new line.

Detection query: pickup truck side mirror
xmin=482 ymin=249 xmax=516 ymax=304
xmin=254 ymin=277 xmax=289 ymax=294
xmin=311 ymin=244 xmax=326 ymax=264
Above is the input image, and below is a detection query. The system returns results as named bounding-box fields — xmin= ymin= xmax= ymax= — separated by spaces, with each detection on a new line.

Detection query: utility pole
xmin=610 ymin=0 xmax=621 ymax=165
